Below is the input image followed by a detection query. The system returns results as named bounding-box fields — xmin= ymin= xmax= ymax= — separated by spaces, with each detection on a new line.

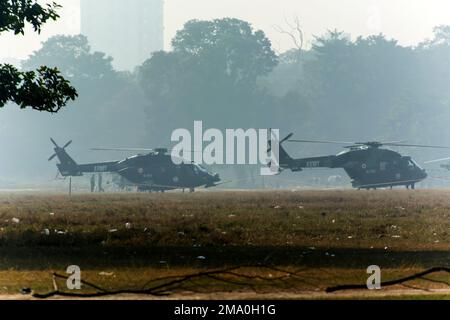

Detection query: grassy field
xmin=0 ymin=189 xmax=448 ymax=299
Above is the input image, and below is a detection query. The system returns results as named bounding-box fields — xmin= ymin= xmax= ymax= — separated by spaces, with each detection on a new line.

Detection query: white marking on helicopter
xmin=306 ymin=161 xmax=320 ymax=168
xmin=94 ymin=165 xmax=108 ymax=172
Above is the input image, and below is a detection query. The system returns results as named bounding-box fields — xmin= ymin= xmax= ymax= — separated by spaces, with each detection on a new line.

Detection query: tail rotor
xmin=268 ymin=131 xmax=293 ymax=153
xmin=48 ymin=138 xmax=72 ymax=161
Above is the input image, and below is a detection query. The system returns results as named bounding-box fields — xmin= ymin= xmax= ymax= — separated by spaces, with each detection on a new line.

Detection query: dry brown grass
xmin=0 ymin=189 xmax=448 ymax=250
xmin=0 ymin=189 xmax=448 ymax=298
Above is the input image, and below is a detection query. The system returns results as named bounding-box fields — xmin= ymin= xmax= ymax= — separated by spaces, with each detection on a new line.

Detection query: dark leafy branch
xmin=0 ymin=0 xmax=60 ymax=34
xmin=0 ymin=1 xmax=77 ymax=111
xmin=0 ymin=64 xmax=77 ymax=112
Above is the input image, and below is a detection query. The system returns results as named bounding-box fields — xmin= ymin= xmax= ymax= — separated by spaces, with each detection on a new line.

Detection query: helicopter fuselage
xmin=281 ymin=146 xmax=427 ymax=189
xmin=50 ymin=140 xmax=220 ymax=191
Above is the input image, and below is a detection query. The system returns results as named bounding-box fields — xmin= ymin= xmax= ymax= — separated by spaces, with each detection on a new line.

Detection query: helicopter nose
xmin=418 ymin=168 xmax=427 ymax=180
xmin=211 ymin=173 xmax=220 ymax=182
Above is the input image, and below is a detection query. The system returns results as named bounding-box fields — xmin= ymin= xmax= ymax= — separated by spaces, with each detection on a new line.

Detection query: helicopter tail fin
xmin=279 ymin=133 xmax=296 ymax=169
xmin=48 ymin=138 xmax=82 ymax=177
xmin=268 ymin=133 xmax=296 ymax=170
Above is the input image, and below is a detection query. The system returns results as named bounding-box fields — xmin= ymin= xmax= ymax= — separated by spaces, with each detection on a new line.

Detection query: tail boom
xmin=50 ymin=138 xmax=118 ymax=177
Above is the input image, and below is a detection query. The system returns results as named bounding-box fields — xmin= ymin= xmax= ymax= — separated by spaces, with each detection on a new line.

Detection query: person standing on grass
xmin=90 ymin=175 xmax=95 ymax=193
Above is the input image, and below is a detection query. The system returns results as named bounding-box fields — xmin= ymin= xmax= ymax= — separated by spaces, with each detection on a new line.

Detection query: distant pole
xmin=69 ymin=177 xmax=72 ymax=197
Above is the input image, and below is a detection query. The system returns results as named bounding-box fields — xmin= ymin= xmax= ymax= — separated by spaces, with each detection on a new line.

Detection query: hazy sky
xmin=1 ymin=0 xmax=450 ymax=62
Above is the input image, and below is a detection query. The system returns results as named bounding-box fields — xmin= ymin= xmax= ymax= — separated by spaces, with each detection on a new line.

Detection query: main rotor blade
xmin=90 ymin=147 xmax=204 ymax=153
xmin=48 ymin=154 xmax=57 ymax=161
xmin=63 ymin=140 xmax=72 ymax=149
xmin=288 ymin=139 xmax=355 ymax=145
xmin=381 ymin=140 xmax=408 ymax=144
xmin=424 ymin=157 xmax=450 ymax=164
xmin=353 ymin=140 xmax=408 ymax=145
xmin=384 ymin=143 xmax=450 ymax=149
xmin=91 ymin=147 xmax=155 ymax=152
xmin=280 ymin=133 xmax=294 ymax=144
xmin=50 ymin=138 xmax=58 ymax=148
xmin=287 ymin=138 xmax=450 ymax=149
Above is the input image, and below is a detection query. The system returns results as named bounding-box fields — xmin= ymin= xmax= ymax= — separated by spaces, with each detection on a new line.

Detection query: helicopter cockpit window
xmin=193 ymin=164 xmax=209 ymax=174
xmin=409 ymin=158 xmax=423 ymax=170
xmin=403 ymin=157 xmax=421 ymax=170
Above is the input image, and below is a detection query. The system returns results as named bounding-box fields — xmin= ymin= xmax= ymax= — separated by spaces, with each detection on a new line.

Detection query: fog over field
xmin=1 ymin=0 xmax=450 ymax=189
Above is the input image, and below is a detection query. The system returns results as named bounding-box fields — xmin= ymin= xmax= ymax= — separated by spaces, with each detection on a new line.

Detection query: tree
xmin=298 ymin=31 xmax=418 ymax=139
xmin=0 ymin=0 xmax=77 ymax=112
xmin=21 ymin=34 xmax=146 ymax=147
xmin=171 ymin=18 xmax=277 ymax=87
xmin=139 ymin=18 xmax=278 ymax=143
xmin=24 ymin=35 xmax=115 ymax=83
xmin=420 ymin=25 xmax=450 ymax=48
xmin=273 ymin=16 xmax=304 ymax=64
xmin=23 ymin=35 xmax=118 ymax=105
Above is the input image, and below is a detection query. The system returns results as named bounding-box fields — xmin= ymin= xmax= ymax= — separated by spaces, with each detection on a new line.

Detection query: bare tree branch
xmin=326 ymin=267 xmax=450 ymax=293
xmin=273 ymin=16 xmax=304 ymax=52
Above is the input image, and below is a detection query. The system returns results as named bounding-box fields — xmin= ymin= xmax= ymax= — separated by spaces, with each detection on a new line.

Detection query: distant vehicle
xmin=327 ymin=175 xmax=344 ymax=186
xmin=48 ymin=138 xmax=221 ymax=192
xmin=272 ymin=134 xmax=450 ymax=190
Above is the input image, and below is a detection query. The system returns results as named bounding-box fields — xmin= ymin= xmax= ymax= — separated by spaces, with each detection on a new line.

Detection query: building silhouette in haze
xmin=80 ymin=0 xmax=164 ymax=70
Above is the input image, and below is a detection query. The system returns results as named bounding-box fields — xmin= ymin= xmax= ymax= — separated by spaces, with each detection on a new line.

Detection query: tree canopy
xmin=139 ymin=18 xmax=278 ymax=142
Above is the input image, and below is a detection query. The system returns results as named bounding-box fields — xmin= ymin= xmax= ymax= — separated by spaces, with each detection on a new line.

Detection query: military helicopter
xmin=48 ymin=138 xmax=221 ymax=192
xmin=273 ymin=134 xmax=450 ymax=190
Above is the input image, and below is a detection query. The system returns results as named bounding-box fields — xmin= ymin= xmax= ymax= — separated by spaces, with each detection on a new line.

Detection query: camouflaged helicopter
xmin=49 ymin=138 xmax=221 ymax=192
xmin=273 ymin=134 xmax=450 ymax=190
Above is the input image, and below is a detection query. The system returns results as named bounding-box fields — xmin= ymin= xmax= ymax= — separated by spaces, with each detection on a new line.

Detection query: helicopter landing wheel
xmin=189 ymin=188 xmax=195 ymax=193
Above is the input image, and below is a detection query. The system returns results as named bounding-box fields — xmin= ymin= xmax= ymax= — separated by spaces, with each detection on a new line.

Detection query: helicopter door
xmin=173 ymin=165 xmax=182 ymax=184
